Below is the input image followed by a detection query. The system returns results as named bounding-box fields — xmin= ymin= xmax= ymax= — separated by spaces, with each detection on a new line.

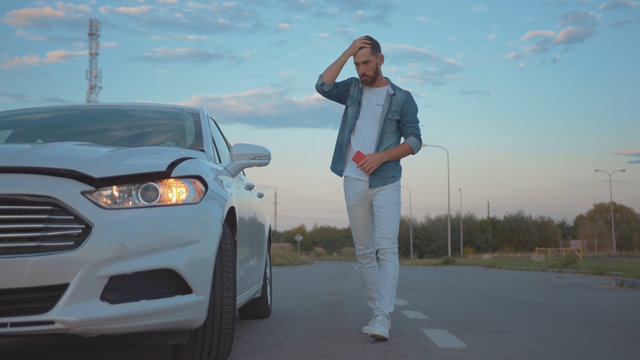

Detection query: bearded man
xmin=315 ymin=35 xmax=423 ymax=341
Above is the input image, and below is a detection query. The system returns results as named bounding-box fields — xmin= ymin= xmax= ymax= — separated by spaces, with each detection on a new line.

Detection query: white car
xmin=0 ymin=103 xmax=273 ymax=360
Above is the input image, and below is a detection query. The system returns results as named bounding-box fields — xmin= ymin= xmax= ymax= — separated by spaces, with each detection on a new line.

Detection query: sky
xmin=0 ymin=0 xmax=638 ymax=231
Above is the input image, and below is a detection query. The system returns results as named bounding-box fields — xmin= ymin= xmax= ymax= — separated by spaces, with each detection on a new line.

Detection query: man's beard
xmin=359 ymin=65 xmax=380 ymax=87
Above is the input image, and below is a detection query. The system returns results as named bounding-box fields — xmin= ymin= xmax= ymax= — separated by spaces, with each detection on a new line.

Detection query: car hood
xmin=0 ymin=142 xmax=205 ymax=179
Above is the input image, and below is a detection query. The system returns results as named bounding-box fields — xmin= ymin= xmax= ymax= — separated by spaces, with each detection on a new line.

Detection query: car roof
xmin=0 ymin=102 xmax=204 ymax=114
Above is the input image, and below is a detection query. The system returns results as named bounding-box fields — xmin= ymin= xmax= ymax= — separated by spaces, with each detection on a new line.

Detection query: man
xmin=315 ymin=36 xmax=422 ymax=341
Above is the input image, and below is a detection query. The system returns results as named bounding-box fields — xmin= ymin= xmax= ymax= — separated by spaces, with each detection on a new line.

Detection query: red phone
xmin=352 ymin=150 xmax=366 ymax=164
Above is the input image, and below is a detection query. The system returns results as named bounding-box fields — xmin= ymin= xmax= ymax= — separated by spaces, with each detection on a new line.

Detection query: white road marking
xmin=422 ymin=329 xmax=468 ymax=349
xmin=402 ymin=310 xmax=429 ymax=319
xmin=395 ymin=298 xmax=409 ymax=306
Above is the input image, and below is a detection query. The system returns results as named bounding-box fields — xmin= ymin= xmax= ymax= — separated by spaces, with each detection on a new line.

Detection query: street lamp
xmin=594 ymin=169 xmax=625 ymax=256
xmin=423 ymin=143 xmax=451 ymax=258
xmin=459 ymin=187 xmax=463 ymax=258
xmin=402 ymin=186 xmax=414 ymax=260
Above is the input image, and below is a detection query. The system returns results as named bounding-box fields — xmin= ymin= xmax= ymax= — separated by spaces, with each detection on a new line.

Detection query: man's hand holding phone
xmin=352 ymin=150 xmax=387 ymax=175
xmin=352 ymin=150 xmax=366 ymax=165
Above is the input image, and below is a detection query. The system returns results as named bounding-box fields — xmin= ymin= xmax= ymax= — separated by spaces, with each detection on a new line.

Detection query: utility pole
xmin=274 ymin=188 xmax=278 ymax=232
xmin=86 ymin=18 xmax=102 ymax=103
xmin=487 ymin=198 xmax=490 ymax=218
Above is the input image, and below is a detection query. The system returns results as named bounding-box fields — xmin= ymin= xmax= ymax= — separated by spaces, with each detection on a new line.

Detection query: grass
xmin=271 ymin=242 xmax=355 ymax=266
xmin=271 ymin=242 xmax=640 ymax=280
xmin=401 ymin=254 xmax=640 ymax=280
xmin=271 ymin=252 xmax=315 ymax=266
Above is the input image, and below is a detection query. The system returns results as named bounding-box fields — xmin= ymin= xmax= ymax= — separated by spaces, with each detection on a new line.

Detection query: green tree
xmin=574 ymin=202 xmax=640 ymax=252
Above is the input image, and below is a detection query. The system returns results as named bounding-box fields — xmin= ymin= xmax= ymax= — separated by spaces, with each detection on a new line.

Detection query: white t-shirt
xmin=344 ymin=85 xmax=389 ymax=180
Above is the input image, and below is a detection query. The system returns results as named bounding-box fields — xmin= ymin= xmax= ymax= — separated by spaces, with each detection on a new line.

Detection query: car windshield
xmin=0 ymin=105 xmax=204 ymax=150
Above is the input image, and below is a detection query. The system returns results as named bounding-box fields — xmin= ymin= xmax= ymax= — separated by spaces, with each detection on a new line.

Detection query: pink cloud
xmin=613 ymin=149 xmax=640 ymax=155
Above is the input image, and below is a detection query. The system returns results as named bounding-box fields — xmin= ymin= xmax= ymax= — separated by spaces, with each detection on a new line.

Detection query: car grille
xmin=0 ymin=195 xmax=92 ymax=256
xmin=0 ymin=284 xmax=69 ymax=317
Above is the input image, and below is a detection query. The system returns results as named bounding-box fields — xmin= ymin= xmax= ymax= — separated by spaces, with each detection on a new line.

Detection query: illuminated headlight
xmin=84 ymin=178 xmax=206 ymax=209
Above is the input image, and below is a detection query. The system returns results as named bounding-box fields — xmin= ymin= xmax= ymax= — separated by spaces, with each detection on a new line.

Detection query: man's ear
xmin=378 ymin=54 xmax=385 ymax=66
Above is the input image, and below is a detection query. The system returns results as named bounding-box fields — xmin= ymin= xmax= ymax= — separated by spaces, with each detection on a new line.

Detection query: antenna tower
xmin=86 ymin=18 xmax=102 ymax=103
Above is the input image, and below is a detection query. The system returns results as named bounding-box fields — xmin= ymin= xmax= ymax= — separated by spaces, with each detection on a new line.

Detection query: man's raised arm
xmin=321 ymin=36 xmax=371 ymax=83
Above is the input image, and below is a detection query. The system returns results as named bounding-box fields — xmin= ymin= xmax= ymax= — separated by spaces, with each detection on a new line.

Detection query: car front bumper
xmin=0 ymin=173 xmax=224 ymax=336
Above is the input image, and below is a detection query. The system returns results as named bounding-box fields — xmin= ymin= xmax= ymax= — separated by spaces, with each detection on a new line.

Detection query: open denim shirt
xmin=316 ymin=75 xmax=422 ymax=188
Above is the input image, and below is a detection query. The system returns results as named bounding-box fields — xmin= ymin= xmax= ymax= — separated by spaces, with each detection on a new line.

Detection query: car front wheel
xmin=173 ymin=223 xmax=236 ymax=360
xmin=238 ymin=242 xmax=272 ymax=319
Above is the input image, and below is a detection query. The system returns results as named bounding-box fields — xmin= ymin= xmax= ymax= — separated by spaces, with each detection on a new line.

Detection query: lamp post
xmin=423 ymin=143 xmax=451 ymax=258
xmin=594 ymin=169 xmax=625 ymax=256
xmin=402 ymin=186 xmax=414 ymax=260
xmin=459 ymin=187 xmax=463 ymax=258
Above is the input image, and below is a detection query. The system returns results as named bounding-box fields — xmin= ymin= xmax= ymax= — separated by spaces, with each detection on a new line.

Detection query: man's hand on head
xmin=346 ymin=36 xmax=371 ymax=57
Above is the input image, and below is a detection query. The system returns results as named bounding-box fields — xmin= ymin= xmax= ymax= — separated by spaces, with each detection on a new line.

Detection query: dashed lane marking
xmin=401 ymin=310 xmax=429 ymax=319
xmin=422 ymin=329 xmax=468 ymax=349
xmin=395 ymin=298 xmax=409 ymax=306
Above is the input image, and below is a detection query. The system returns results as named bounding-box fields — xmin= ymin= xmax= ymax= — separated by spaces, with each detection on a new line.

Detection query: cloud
xmin=599 ymin=0 xmax=640 ymax=11
xmin=353 ymin=10 xmax=390 ymax=25
xmin=99 ymin=5 xmax=152 ymax=16
xmin=15 ymin=29 xmax=47 ymax=41
xmin=506 ymin=52 xmax=520 ymax=59
xmin=93 ymin=1 xmax=264 ymax=34
xmin=512 ymin=23 xmax=597 ymax=60
xmin=0 ymin=91 xmax=70 ymax=104
xmin=138 ymin=47 xmax=236 ymax=63
xmin=283 ymin=0 xmax=313 ymax=11
xmin=558 ymin=11 xmax=601 ymax=26
xmin=333 ymin=25 xmax=356 ymax=35
xmin=521 ymin=30 xmax=555 ymax=41
xmin=384 ymin=44 xmax=442 ymax=63
xmin=384 ymin=44 xmax=463 ymax=86
xmin=459 ymin=90 xmax=492 ymax=96
xmin=150 ymin=34 xmax=211 ymax=41
xmin=3 ymin=3 xmax=90 ymax=28
xmin=553 ymin=26 xmax=597 ymax=44
xmin=614 ymin=149 xmax=640 ymax=164
xmin=176 ymin=90 xmax=342 ymax=128
xmin=0 ymin=50 xmax=86 ymax=69
xmin=609 ymin=17 xmax=635 ymax=27
xmin=319 ymin=0 xmax=394 ymax=24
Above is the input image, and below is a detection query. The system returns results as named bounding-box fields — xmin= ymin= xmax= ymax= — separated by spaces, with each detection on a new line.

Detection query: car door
xmin=208 ymin=118 xmax=267 ymax=297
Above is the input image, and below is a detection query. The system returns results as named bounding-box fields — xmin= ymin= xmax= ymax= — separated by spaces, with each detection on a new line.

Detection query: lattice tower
xmin=86 ymin=18 xmax=102 ymax=103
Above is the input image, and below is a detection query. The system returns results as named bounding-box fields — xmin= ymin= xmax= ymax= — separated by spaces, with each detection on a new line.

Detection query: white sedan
xmin=0 ymin=103 xmax=273 ymax=360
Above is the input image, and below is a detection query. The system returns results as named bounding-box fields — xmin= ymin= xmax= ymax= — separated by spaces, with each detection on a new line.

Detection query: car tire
xmin=238 ymin=243 xmax=272 ymax=319
xmin=173 ymin=223 xmax=236 ymax=360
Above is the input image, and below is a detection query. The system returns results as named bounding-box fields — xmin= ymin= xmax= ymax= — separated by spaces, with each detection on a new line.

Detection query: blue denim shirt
xmin=315 ymin=75 xmax=422 ymax=188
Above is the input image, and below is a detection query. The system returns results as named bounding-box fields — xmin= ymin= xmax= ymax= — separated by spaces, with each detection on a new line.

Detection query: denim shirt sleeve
xmin=398 ymin=93 xmax=422 ymax=155
xmin=315 ymin=75 xmax=356 ymax=106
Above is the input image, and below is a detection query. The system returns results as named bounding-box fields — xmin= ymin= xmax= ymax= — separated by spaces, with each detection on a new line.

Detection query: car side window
xmin=208 ymin=119 xmax=221 ymax=164
xmin=209 ymin=117 xmax=232 ymax=165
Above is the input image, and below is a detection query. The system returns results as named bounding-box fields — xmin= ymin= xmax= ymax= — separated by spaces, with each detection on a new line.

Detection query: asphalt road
xmin=2 ymin=261 xmax=639 ymax=360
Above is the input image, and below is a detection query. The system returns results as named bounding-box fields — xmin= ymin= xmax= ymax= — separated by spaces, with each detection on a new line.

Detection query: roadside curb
xmin=614 ymin=276 xmax=639 ymax=291
xmin=486 ymin=265 xmax=639 ymax=291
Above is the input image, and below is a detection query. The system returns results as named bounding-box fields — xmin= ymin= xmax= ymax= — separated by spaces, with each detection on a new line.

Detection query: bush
xmin=441 ymin=256 xmax=455 ymax=265
xmin=272 ymin=252 xmax=314 ymax=266
xmin=559 ymin=255 xmax=579 ymax=268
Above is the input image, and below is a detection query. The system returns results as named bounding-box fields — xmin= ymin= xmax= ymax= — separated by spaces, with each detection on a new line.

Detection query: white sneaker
xmin=361 ymin=316 xmax=376 ymax=335
xmin=368 ymin=315 xmax=391 ymax=341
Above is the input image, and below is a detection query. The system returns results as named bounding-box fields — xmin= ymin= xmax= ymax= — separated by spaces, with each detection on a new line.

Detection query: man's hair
xmin=362 ymin=35 xmax=381 ymax=56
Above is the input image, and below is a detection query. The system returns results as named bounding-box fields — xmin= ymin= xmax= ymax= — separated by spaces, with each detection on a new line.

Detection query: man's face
xmin=354 ymin=48 xmax=382 ymax=87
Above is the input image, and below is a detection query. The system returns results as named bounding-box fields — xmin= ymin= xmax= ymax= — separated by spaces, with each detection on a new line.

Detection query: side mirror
xmin=225 ymin=143 xmax=271 ymax=177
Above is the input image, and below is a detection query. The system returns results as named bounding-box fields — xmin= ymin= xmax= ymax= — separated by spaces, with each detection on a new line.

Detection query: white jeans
xmin=343 ymin=177 xmax=401 ymax=316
